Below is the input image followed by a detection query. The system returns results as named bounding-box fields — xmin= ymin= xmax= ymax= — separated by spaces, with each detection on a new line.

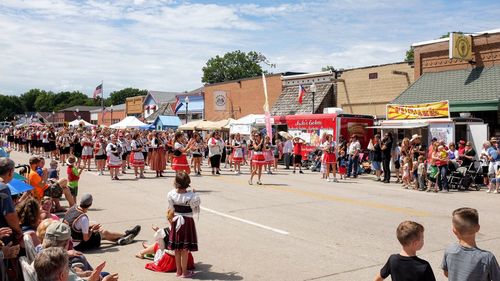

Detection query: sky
xmin=0 ymin=0 xmax=499 ymax=96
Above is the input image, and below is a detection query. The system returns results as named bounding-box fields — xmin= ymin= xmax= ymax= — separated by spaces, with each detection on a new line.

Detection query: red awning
xmin=285 ymin=114 xmax=337 ymax=130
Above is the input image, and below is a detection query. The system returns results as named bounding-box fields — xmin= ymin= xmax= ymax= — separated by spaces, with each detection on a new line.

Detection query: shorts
xmin=428 ymin=177 xmax=437 ymax=183
xmin=60 ymin=147 xmax=70 ymax=154
xmin=69 ymin=185 xmax=78 ymax=197
xmin=294 ymin=155 xmax=302 ymax=165
xmin=95 ymin=154 xmax=107 ymax=160
xmin=74 ymin=232 xmax=102 ymax=251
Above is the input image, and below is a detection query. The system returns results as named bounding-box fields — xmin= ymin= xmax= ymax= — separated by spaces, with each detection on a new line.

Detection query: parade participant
xmin=166 ymin=172 xmax=200 ymax=278
xmin=172 ymin=131 xmax=194 ymax=175
xmin=66 ymin=155 xmax=83 ymax=203
xmin=6 ymin=127 xmax=14 ymax=149
xmin=150 ymin=132 xmax=167 ymax=177
xmin=57 ymin=129 xmax=71 ymax=166
xmin=292 ymin=136 xmax=305 ymax=174
xmin=263 ymin=135 xmax=274 ymax=174
xmin=119 ymin=133 xmax=132 ymax=174
xmin=141 ymin=131 xmax=150 ymax=165
xmin=48 ymin=126 xmax=57 ymax=159
xmin=323 ymin=134 xmax=338 ymax=182
xmin=130 ymin=133 xmax=146 ymax=179
xmin=190 ymin=132 xmax=203 ymax=176
xmin=36 ymin=128 xmax=42 ymax=155
xmin=81 ymin=132 xmax=94 ymax=171
xmin=207 ymin=131 xmax=224 ymax=175
xmin=106 ymin=134 xmax=122 ymax=180
xmin=41 ymin=128 xmax=50 ymax=157
xmin=231 ymin=133 xmax=244 ymax=175
xmin=381 ymin=133 xmax=393 ymax=183
xmin=249 ymin=132 xmax=266 ymax=185
xmin=63 ymin=194 xmax=141 ymax=251
xmin=224 ymin=135 xmax=234 ymax=170
xmin=94 ymin=135 xmax=107 ymax=175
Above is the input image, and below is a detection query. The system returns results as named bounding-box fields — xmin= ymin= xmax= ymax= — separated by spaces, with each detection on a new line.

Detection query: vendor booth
xmin=109 ymin=116 xmax=148 ymax=129
xmin=371 ymin=101 xmax=488 ymax=155
xmin=229 ymin=114 xmax=269 ymax=135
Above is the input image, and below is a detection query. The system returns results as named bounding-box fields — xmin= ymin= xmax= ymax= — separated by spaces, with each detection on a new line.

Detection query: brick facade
xmin=336 ymin=62 xmax=414 ymax=117
xmin=414 ymin=32 xmax=500 ymax=79
xmin=204 ymin=74 xmax=282 ymax=121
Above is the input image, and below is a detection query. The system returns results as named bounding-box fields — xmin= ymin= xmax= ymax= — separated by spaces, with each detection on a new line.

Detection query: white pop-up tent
xmin=229 ymin=114 xmax=267 ymax=135
xmin=110 ymin=116 xmax=148 ymax=129
xmin=69 ymin=119 xmax=94 ymax=127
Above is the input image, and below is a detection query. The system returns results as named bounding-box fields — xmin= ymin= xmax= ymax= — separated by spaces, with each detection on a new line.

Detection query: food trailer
xmin=276 ymin=113 xmax=374 ymax=157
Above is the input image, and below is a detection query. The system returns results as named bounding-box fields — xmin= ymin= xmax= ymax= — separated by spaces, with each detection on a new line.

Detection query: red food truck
xmin=275 ymin=113 xmax=374 ymax=157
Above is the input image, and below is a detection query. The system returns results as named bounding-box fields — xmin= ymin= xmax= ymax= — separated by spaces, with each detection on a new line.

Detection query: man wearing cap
xmin=63 ymin=194 xmax=141 ymax=251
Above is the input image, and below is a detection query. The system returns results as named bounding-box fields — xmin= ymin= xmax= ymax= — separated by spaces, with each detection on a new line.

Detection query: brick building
xmin=90 ymin=104 xmax=126 ymax=126
xmin=57 ymin=106 xmax=101 ymax=124
xmin=393 ymin=29 xmax=500 ymax=136
xmin=204 ymin=74 xmax=282 ymax=121
xmin=336 ymin=62 xmax=414 ymax=117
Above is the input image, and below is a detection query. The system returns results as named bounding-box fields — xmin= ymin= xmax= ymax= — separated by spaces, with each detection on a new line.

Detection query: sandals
xmin=135 ymin=252 xmax=145 ymax=259
xmin=180 ymin=271 xmax=195 ymax=278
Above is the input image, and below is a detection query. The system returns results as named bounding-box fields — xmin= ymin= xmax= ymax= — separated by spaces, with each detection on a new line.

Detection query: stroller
xmin=447 ymin=161 xmax=483 ymax=191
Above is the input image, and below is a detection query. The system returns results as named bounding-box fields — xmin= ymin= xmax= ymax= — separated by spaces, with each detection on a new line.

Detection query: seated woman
xmin=136 ymin=212 xmax=195 ymax=273
xmin=39 ymin=196 xmax=60 ymax=221
xmin=16 ymin=198 xmax=42 ymax=260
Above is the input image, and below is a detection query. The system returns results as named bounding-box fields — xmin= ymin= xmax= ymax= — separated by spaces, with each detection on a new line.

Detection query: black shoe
xmin=216 ymin=171 xmax=221 ymax=175
xmin=299 ymin=170 xmax=304 ymax=174
xmin=125 ymin=225 xmax=141 ymax=237
xmin=117 ymin=234 xmax=134 ymax=246
xmin=293 ymin=170 xmax=296 ymax=173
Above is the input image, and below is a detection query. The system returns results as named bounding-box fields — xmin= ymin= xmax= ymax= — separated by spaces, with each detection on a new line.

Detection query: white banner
xmin=214 ymin=91 xmax=227 ymax=111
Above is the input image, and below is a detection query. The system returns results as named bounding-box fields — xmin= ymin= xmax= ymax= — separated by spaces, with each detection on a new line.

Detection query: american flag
xmin=93 ymin=83 xmax=103 ymax=99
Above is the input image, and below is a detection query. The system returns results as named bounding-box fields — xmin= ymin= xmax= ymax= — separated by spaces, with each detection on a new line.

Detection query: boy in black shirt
xmin=375 ymin=221 xmax=436 ymax=281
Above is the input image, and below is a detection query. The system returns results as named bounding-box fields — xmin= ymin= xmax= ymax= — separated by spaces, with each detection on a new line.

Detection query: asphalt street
xmin=9 ymin=151 xmax=500 ymax=281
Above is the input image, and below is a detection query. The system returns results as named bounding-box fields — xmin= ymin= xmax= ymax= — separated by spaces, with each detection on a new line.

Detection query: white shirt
xmin=347 ymin=141 xmax=361 ymax=155
xmin=283 ymin=140 xmax=293 ymax=154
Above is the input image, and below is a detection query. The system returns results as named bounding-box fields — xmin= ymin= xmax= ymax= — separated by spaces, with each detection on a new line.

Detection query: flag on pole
xmin=93 ymin=83 xmax=103 ymax=99
xmin=298 ymin=85 xmax=307 ymax=104
xmin=262 ymin=73 xmax=272 ymax=143
xmin=174 ymin=97 xmax=183 ymax=114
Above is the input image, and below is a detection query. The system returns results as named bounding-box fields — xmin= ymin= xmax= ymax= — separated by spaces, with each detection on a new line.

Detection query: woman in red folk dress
xmin=171 ymin=131 xmax=195 ymax=175
xmin=248 ymin=132 xmax=266 ymax=185
xmin=231 ymin=133 xmax=244 ymax=175
xmin=130 ymin=133 xmax=146 ymax=179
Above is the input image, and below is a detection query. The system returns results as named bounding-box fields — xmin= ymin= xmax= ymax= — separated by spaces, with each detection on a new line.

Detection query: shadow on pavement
xmin=192 ymin=262 xmax=243 ymax=280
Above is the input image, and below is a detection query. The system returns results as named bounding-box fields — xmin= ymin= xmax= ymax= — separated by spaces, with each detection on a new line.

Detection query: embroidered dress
xmin=172 ymin=142 xmax=190 ymax=174
xmin=149 ymin=138 xmax=167 ymax=171
xmin=251 ymin=142 xmax=267 ymax=167
xmin=130 ymin=140 xmax=145 ymax=168
xmin=106 ymin=142 xmax=122 ymax=168
xmin=323 ymin=141 xmax=337 ymax=164
xmin=166 ymin=190 xmax=200 ymax=252
xmin=81 ymin=137 xmax=94 ymax=160
xmin=231 ymin=140 xmax=244 ymax=164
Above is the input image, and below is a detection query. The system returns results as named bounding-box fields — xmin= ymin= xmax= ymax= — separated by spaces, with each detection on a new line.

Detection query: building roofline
xmin=204 ymin=73 xmax=282 ymax=87
xmin=281 ymin=70 xmax=333 ymax=81
xmin=338 ymin=61 xmax=411 ymax=72
xmin=412 ymin=28 xmax=500 ymax=47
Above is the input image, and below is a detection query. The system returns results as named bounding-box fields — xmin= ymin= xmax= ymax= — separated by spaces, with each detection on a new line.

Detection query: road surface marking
xmin=201 ymin=206 xmax=290 ymax=235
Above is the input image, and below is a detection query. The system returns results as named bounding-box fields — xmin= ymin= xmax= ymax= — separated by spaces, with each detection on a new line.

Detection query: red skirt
xmin=167 ymin=216 xmax=198 ymax=252
xmin=252 ymin=153 xmax=266 ymax=166
xmin=130 ymin=152 xmax=145 ymax=168
xmin=338 ymin=165 xmax=346 ymax=174
xmin=145 ymin=243 xmax=195 ymax=272
xmin=324 ymin=153 xmax=336 ymax=164
xmin=232 ymin=149 xmax=244 ymax=164
xmin=172 ymin=155 xmax=190 ymax=174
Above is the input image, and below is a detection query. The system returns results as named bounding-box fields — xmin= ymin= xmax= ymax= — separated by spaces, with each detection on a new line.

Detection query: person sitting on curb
xmin=63 ymin=194 xmax=141 ymax=251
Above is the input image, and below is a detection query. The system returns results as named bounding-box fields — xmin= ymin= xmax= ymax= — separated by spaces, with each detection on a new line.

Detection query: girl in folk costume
xmin=140 ymin=131 xmax=150 ymax=166
xmin=165 ymin=132 xmax=174 ymax=165
xmin=166 ymin=172 xmax=200 ymax=278
xmin=40 ymin=129 xmax=50 ymax=156
xmin=190 ymin=132 xmax=204 ymax=176
xmin=224 ymin=135 xmax=234 ymax=170
xmin=323 ymin=134 xmax=338 ymax=182
xmin=81 ymin=132 xmax=94 ymax=171
xmin=120 ymin=133 xmax=132 ymax=173
xmin=172 ymin=131 xmax=195 ymax=175
xmin=48 ymin=127 xmax=57 ymax=159
xmin=263 ymin=135 xmax=274 ymax=174
xmin=58 ymin=130 xmax=71 ymax=166
xmin=130 ymin=134 xmax=146 ymax=179
xmin=231 ymin=133 xmax=244 ymax=175
xmin=6 ymin=127 xmax=14 ymax=148
xmin=93 ymin=135 xmax=107 ymax=175
xmin=207 ymin=131 xmax=224 ymax=175
xmin=106 ymin=134 xmax=123 ymax=180
xmin=35 ymin=129 xmax=43 ymax=155
xmin=150 ymin=132 xmax=167 ymax=177
xmin=248 ymin=132 xmax=267 ymax=185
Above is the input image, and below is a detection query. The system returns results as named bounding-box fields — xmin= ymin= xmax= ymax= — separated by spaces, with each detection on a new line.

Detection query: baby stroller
xmin=447 ymin=161 xmax=482 ymax=191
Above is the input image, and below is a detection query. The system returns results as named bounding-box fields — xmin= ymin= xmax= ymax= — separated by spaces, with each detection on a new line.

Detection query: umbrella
xmin=278 ymin=131 xmax=292 ymax=139
xmin=7 ymin=179 xmax=33 ymax=195
xmin=13 ymin=172 xmax=26 ymax=181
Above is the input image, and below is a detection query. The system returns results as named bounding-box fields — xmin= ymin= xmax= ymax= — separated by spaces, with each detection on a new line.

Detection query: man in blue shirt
xmin=487 ymin=138 xmax=500 ymax=176
xmin=0 ymin=157 xmax=22 ymax=243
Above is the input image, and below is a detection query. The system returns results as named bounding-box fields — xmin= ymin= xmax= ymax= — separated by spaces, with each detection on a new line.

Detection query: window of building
xmin=369 ymin=72 xmax=378 ymax=79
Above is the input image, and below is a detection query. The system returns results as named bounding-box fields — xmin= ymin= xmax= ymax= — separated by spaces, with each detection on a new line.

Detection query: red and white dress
xmin=231 ymin=140 xmax=244 ymax=164
xmin=323 ymin=140 xmax=337 ymax=164
xmin=130 ymin=139 xmax=145 ymax=168
xmin=81 ymin=137 xmax=94 ymax=160
xmin=251 ymin=142 xmax=266 ymax=167
xmin=106 ymin=142 xmax=122 ymax=168
xmin=264 ymin=143 xmax=274 ymax=165
xmin=171 ymin=142 xmax=190 ymax=174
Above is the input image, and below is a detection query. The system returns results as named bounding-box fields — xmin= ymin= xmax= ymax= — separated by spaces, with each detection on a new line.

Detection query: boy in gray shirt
xmin=442 ymin=207 xmax=500 ymax=281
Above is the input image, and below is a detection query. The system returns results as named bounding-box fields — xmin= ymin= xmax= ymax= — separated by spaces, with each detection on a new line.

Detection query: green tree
xmin=405 ymin=47 xmax=414 ymax=62
xmin=107 ymin=88 xmax=147 ymax=106
xmin=321 ymin=65 xmax=336 ymax=72
xmin=20 ymin=89 xmax=46 ymax=112
xmin=34 ymin=91 xmax=55 ymax=112
xmin=201 ymin=50 xmax=264 ymax=84
xmin=0 ymin=94 xmax=25 ymax=120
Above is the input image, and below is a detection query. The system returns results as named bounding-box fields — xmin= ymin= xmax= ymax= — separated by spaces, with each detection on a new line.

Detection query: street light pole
xmin=184 ymin=96 xmax=189 ymax=124
xmin=52 ymin=111 xmax=55 ymax=127
xmin=110 ymin=104 xmax=114 ymax=125
xmin=310 ymin=82 xmax=317 ymax=114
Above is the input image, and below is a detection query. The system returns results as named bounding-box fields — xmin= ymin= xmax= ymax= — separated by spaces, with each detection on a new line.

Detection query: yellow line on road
xmin=205 ymin=174 xmax=431 ymax=217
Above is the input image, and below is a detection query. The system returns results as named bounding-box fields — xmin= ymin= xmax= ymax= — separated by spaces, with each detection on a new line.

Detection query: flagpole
xmin=101 ymin=80 xmax=104 ymax=125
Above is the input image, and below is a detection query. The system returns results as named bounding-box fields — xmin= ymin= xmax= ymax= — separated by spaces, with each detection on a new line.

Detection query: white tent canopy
xmin=230 ymin=114 xmax=266 ymax=126
xmin=109 ymin=116 xmax=148 ymax=129
xmin=69 ymin=119 xmax=94 ymax=127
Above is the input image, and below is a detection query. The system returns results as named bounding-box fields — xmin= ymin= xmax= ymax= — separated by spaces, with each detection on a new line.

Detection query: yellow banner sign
xmin=387 ymin=101 xmax=450 ymax=120
xmin=449 ymin=33 xmax=473 ymax=60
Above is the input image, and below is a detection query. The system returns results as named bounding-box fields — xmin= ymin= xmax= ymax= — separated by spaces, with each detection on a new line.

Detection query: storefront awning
xmin=392 ymin=66 xmax=500 ymax=112
xmin=367 ymin=123 xmax=428 ymax=129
